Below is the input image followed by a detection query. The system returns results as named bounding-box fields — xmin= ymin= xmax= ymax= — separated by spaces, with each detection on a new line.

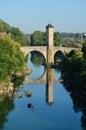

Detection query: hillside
xmin=0 ymin=19 xmax=29 ymax=46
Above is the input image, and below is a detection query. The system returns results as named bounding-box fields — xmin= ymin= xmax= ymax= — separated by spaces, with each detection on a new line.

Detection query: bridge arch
xmin=21 ymin=46 xmax=80 ymax=65
xmin=28 ymin=50 xmax=46 ymax=65
xmin=20 ymin=46 xmax=47 ymax=61
xmin=54 ymin=50 xmax=64 ymax=62
xmin=24 ymin=70 xmax=47 ymax=84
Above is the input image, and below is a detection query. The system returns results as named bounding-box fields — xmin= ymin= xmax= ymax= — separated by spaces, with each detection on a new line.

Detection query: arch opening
xmin=30 ymin=51 xmax=46 ymax=66
xmin=54 ymin=50 xmax=64 ymax=79
xmin=54 ymin=50 xmax=64 ymax=66
xmin=26 ymin=50 xmax=46 ymax=80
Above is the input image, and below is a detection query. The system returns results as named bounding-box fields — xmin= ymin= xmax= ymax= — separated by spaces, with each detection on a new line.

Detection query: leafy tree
xmin=75 ymin=33 xmax=80 ymax=39
xmin=0 ymin=19 xmax=11 ymax=33
xmin=30 ymin=31 xmax=46 ymax=46
xmin=0 ymin=36 xmax=26 ymax=83
xmin=54 ymin=32 xmax=63 ymax=46
xmin=61 ymin=50 xmax=83 ymax=81
xmin=82 ymin=40 xmax=86 ymax=59
xmin=80 ymin=40 xmax=86 ymax=87
xmin=11 ymin=27 xmax=29 ymax=46
xmin=0 ymin=19 xmax=29 ymax=46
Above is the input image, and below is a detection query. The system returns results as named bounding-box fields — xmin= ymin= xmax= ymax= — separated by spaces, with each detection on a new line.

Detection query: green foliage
xmin=0 ymin=19 xmax=11 ymax=33
xmin=61 ymin=50 xmax=83 ymax=81
xmin=31 ymin=31 xmax=46 ymax=46
xmin=75 ymin=33 xmax=81 ymax=39
xmin=0 ymin=19 xmax=29 ymax=46
xmin=61 ymin=48 xmax=86 ymax=89
xmin=54 ymin=32 xmax=63 ymax=46
xmin=11 ymin=27 xmax=29 ymax=46
xmin=0 ymin=36 xmax=26 ymax=83
xmin=31 ymin=31 xmax=64 ymax=46
xmin=82 ymin=40 xmax=86 ymax=59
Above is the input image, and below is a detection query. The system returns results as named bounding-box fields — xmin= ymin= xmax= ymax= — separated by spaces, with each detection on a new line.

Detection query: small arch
xmin=54 ymin=50 xmax=64 ymax=64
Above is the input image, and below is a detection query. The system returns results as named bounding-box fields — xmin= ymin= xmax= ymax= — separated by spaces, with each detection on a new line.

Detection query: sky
xmin=0 ymin=0 xmax=86 ymax=34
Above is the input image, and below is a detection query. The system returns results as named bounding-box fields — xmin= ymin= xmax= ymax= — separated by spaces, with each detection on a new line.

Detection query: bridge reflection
xmin=24 ymin=68 xmax=61 ymax=105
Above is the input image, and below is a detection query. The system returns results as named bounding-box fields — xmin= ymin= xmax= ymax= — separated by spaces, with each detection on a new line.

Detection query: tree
xmin=54 ymin=32 xmax=63 ymax=46
xmin=0 ymin=19 xmax=29 ymax=46
xmin=75 ymin=33 xmax=80 ymax=39
xmin=11 ymin=27 xmax=29 ymax=46
xmin=61 ymin=50 xmax=83 ymax=82
xmin=30 ymin=31 xmax=46 ymax=46
xmin=0 ymin=19 xmax=11 ymax=33
xmin=0 ymin=36 xmax=26 ymax=83
xmin=82 ymin=40 xmax=86 ymax=59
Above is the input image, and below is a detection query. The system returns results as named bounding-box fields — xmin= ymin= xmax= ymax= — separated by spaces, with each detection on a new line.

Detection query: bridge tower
xmin=46 ymin=24 xmax=54 ymax=65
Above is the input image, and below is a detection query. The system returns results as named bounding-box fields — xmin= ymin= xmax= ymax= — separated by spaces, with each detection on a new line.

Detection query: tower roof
xmin=46 ymin=24 xmax=54 ymax=29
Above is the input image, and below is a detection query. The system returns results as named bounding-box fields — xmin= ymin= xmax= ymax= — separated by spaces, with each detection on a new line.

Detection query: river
xmin=0 ymin=53 xmax=83 ymax=130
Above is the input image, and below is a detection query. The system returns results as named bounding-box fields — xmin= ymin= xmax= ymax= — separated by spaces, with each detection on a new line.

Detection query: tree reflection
xmin=63 ymin=81 xmax=86 ymax=130
xmin=71 ymin=92 xmax=86 ymax=129
xmin=0 ymin=97 xmax=15 ymax=129
xmin=0 ymin=72 xmax=25 ymax=129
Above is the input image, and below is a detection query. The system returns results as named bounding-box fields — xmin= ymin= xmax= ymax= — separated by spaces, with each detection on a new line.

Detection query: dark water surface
xmin=1 ymin=54 xmax=83 ymax=130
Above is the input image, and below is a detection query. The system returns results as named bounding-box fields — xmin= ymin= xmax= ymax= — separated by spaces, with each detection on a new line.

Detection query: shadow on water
xmin=0 ymin=97 xmax=15 ymax=129
xmin=62 ymin=79 xmax=86 ymax=130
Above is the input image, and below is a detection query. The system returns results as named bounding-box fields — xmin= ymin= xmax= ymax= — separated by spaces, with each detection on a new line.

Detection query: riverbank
xmin=0 ymin=66 xmax=32 ymax=102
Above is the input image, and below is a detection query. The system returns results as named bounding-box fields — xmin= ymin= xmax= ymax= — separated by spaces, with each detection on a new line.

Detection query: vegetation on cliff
xmin=61 ymin=40 xmax=86 ymax=89
xmin=0 ymin=19 xmax=29 ymax=46
xmin=0 ymin=36 xmax=26 ymax=84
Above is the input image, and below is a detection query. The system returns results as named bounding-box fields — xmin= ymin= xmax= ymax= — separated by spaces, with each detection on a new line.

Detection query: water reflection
xmin=0 ymin=97 xmax=15 ymax=129
xmin=46 ymin=69 xmax=54 ymax=104
xmin=1 ymin=53 xmax=86 ymax=130
xmin=63 ymin=80 xmax=86 ymax=130
xmin=27 ymin=53 xmax=61 ymax=105
xmin=27 ymin=53 xmax=45 ymax=80
xmin=27 ymin=67 xmax=60 ymax=105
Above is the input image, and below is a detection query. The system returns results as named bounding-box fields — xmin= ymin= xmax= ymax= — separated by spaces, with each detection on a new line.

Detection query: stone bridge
xmin=20 ymin=46 xmax=80 ymax=63
xmin=20 ymin=24 xmax=81 ymax=64
xmin=20 ymin=46 xmax=47 ymax=59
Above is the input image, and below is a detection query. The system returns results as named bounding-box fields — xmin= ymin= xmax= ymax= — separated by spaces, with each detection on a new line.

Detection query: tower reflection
xmin=46 ymin=68 xmax=54 ymax=105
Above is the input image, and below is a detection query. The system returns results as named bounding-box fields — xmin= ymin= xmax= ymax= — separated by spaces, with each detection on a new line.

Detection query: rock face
xmin=0 ymin=83 xmax=14 ymax=101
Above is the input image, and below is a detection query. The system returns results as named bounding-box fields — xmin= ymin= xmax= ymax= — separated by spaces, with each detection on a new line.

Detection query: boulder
xmin=25 ymin=90 xmax=32 ymax=97
xmin=17 ymin=94 xmax=23 ymax=98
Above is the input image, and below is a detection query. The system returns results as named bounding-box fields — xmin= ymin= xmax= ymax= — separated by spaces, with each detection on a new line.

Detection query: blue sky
xmin=0 ymin=0 xmax=86 ymax=33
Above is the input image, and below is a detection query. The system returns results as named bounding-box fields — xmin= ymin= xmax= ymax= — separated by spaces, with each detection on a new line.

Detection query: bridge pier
xmin=46 ymin=68 xmax=54 ymax=104
xmin=47 ymin=48 xmax=54 ymax=65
